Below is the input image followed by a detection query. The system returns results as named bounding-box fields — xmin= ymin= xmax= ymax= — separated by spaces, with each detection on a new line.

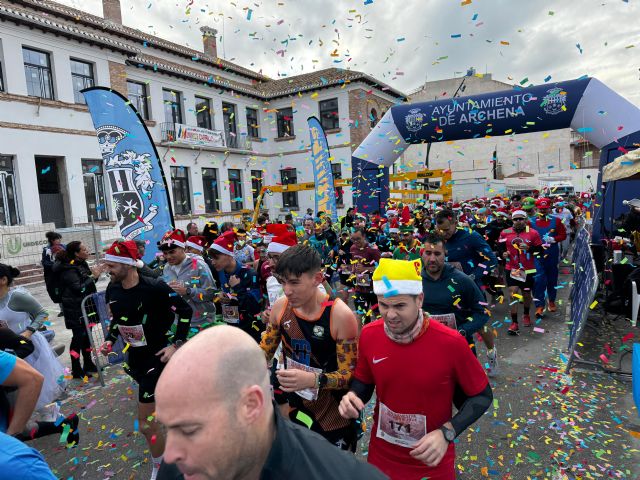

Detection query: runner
xmin=392 ymin=225 xmax=422 ymax=260
xmin=339 ymin=258 xmax=492 ymax=479
xmin=208 ymin=230 xmax=263 ymax=343
xmin=99 ymin=240 xmax=193 ymax=480
xmin=498 ymin=210 xmax=543 ymax=335
xmin=259 ymin=244 xmax=360 ymax=451
xmin=350 ymin=227 xmax=381 ymax=325
xmin=530 ymin=197 xmax=567 ymax=317
xmin=420 ymin=233 xmax=496 ymax=375
xmin=160 ymin=229 xmax=217 ymax=328
xmin=434 ymin=209 xmax=499 ymax=369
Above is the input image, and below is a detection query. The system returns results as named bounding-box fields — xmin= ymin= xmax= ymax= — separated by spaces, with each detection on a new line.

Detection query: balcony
xmin=160 ymin=123 xmax=252 ymax=151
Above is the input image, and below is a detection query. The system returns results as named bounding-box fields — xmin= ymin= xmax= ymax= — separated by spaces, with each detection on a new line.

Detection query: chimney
xmin=102 ymin=0 xmax=122 ymax=24
xmin=200 ymin=26 xmax=219 ymax=58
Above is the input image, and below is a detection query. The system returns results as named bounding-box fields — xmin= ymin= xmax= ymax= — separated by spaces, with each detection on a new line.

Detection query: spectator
xmin=52 ymin=242 xmax=104 ymax=378
xmin=186 ymin=222 xmax=199 ymax=237
xmin=41 ymin=231 xmax=65 ymax=316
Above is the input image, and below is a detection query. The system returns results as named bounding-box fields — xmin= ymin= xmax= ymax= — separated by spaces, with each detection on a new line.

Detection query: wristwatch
xmin=315 ymin=373 xmax=328 ymax=389
xmin=26 ymin=326 xmax=37 ymax=334
xmin=173 ymin=340 xmax=185 ymax=349
xmin=185 ymin=287 xmax=192 ymax=296
xmin=440 ymin=425 xmax=456 ymax=443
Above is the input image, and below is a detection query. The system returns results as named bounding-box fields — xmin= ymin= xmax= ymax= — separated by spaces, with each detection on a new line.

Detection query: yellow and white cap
xmin=372 ymin=258 xmax=423 ymax=296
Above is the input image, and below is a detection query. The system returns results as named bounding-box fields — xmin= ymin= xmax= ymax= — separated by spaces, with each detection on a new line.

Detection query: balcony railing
xmin=160 ymin=123 xmax=252 ymax=150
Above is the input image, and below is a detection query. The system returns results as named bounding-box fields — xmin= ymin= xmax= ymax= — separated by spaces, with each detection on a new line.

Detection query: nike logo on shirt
xmin=372 ymin=357 xmax=388 ymax=364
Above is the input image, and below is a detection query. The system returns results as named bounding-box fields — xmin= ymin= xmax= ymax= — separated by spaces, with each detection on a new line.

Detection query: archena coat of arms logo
xmin=97 ymin=125 xmax=157 ymax=239
xmin=541 ymin=87 xmax=567 ymax=115
xmin=405 ymin=108 xmax=424 ymax=133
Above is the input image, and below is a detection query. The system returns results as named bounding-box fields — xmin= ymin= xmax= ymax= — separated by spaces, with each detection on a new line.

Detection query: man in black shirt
xmin=156 ymin=325 xmax=387 ymax=480
xmin=99 ymin=240 xmax=193 ymax=480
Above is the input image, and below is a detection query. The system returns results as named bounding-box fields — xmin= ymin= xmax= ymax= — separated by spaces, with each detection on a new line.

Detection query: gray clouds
xmin=58 ymin=0 xmax=639 ymax=104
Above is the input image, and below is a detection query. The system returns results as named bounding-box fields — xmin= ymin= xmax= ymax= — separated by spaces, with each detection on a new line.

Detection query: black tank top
xmin=279 ymin=296 xmax=349 ymax=433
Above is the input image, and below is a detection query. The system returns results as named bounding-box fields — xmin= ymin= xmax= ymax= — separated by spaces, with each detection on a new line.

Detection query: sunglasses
xmin=512 ymin=218 xmax=527 ymax=221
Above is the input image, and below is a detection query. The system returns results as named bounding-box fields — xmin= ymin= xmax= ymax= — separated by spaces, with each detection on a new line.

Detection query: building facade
xmin=0 ymin=0 xmax=404 ymax=242
xmin=398 ymin=70 xmax=600 ymax=201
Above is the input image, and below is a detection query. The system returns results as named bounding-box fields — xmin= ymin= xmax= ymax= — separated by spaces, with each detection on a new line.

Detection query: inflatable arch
xmin=351 ymin=77 xmax=640 ymax=241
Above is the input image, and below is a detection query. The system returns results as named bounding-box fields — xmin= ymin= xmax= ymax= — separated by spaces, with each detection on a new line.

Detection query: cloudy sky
xmin=58 ymin=0 xmax=639 ymax=105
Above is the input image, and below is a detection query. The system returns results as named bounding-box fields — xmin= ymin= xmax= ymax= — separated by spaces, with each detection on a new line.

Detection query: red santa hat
xmin=159 ymin=229 xmax=186 ymax=250
xmin=267 ymin=230 xmax=298 ymax=254
xmin=186 ymin=235 xmax=207 ymax=252
xmin=104 ymin=240 xmax=143 ymax=268
xmin=210 ymin=230 xmax=237 ymax=256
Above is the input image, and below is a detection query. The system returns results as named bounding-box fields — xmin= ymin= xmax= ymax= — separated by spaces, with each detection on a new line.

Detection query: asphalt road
xmin=23 ymin=266 xmax=640 ymax=480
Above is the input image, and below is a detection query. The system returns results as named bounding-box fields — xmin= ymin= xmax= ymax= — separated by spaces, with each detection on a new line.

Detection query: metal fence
xmin=81 ymin=291 xmax=125 ymax=387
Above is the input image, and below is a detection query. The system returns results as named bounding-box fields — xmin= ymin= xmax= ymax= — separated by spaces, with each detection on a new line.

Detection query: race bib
xmin=356 ymin=273 xmax=371 ymax=287
xmin=284 ymin=357 xmax=322 ymax=401
xmin=222 ymin=305 xmax=240 ymax=324
xmin=377 ymin=402 xmax=427 ymax=448
xmin=510 ymin=269 xmax=527 ymax=282
xmin=119 ymin=325 xmax=147 ymax=347
xmin=429 ymin=313 xmax=457 ymax=330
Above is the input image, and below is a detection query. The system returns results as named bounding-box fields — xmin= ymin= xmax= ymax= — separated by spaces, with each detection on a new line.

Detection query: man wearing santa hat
xmin=160 ymin=229 xmax=217 ymax=328
xmin=209 ymin=230 xmax=263 ymax=343
xmin=100 ymin=240 xmax=193 ymax=480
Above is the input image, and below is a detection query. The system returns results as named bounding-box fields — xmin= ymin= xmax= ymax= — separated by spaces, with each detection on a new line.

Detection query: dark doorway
xmin=35 ymin=156 xmax=67 ymax=227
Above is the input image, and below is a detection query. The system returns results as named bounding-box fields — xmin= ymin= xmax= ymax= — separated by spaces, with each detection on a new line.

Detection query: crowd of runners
xmin=0 ymin=191 xmax=597 ymax=479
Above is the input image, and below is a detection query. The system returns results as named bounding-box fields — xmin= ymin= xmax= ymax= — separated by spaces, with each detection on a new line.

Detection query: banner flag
xmin=307 ymin=116 xmax=338 ymax=222
xmin=82 ymin=87 xmax=174 ymax=263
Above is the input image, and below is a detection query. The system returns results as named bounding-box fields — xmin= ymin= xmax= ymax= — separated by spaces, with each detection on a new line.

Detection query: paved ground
xmin=24 ymin=266 xmax=640 ymax=480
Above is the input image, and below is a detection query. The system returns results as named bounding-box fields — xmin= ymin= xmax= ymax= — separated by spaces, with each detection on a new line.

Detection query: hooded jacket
xmin=421 ymin=263 xmax=489 ymax=339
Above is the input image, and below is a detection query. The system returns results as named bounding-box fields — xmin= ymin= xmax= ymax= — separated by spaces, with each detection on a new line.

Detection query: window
xmin=202 ymin=168 xmax=220 ymax=213
xmin=276 ymin=107 xmax=293 ymax=138
xmin=222 ymin=102 xmax=237 ymax=148
xmin=23 ymin=47 xmax=54 ymax=99
xmin=0 ymin=156 xmax=20 ymax=226
xmin=228 ymin=169 xmax=243 ymax=210
xmin=70 ymin=59 xmax=94 ymax=104
xmin=127 ymin=80 xmax=149 ymax=120
xmin=251 ymin=170 xmax=263 ymax=207
xmin=370 ymin=108 xmax=379 ymax=128
xmin=195 ymin=96 xmax=212 ymax=130
xmin=163 ymin=89 xmax=183 ymax=124
xmin=280 ymin=168 xmax=298 ymax=208
xmin=82 ymin=159 xmax=108 ymax=221
xmin=331 ymin=163 xmax=344 ymax=206
xmin=246 ymin=108 xmax=259 ymax=138
xmin=319 ymin=98 xmax=339 ymax=131
xmin=171 ymin=166 xmax=191 ymax=215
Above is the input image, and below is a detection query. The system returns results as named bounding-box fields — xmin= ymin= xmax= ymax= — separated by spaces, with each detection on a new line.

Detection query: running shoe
xmin=486 ymin=348 xmax=500 ymax=377
xmin=507 ymin=322 xmax=519 ymax=335
xmin=522 ymin=314 xmax=532 ymax=327
xmin=535 ymin=306 xmax=544 ymax=318
xmin=548 ymin=301 xmax=557 ymax=312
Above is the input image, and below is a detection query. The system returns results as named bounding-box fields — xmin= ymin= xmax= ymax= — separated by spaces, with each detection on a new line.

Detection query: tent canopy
xmin=602 ymin=148 xmax=640 ymax=182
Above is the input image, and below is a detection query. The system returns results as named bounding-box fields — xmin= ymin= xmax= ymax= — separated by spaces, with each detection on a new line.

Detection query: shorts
xmin=505 ymin=272 xmax=535 ymax=291
xmin=125 ymin=361 xmax=165 ymax=403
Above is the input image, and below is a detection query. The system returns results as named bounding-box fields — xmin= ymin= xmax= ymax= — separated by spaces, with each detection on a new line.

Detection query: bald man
xmin=156 ymin=326 xmax=387 ymax=480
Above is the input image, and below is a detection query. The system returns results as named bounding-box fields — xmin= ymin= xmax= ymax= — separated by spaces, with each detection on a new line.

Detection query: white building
xmin=399 ymin=70 xmax=600 ymax=201
xmin=0 ymin=0 xmax=404 ymax=265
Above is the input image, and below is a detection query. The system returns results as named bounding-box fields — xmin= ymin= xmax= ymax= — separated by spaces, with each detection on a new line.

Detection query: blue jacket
xmin=422 ymin=264 xmax=490 ymax=338
xmin=444 ymin=228 xmax=498 ymax=281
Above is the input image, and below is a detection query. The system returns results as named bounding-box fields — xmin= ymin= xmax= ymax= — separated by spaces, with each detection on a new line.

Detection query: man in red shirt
xmin=498 ymin=210 xmax=544 ymax=335
xmin=339 ymin=258 xmax=492 ymax=480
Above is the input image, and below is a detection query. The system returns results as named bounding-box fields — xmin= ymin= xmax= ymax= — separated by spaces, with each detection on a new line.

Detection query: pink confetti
xmin=533 ymin=327 xmax=545 ymax=333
